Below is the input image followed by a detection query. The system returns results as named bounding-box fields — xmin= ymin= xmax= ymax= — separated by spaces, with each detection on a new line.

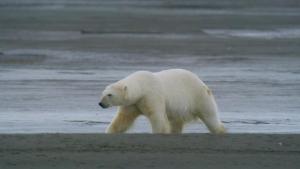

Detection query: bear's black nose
xmin=99 ymin=102 xmax=107 ymax=108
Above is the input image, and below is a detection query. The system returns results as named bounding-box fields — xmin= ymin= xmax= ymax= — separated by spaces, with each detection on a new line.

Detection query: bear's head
xmin=99 ymin=83 xmax=128 ymax=109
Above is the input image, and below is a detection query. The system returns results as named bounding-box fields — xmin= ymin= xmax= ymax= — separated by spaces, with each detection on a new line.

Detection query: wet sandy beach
xmin=0 ymin=134 xmax=300 ymax=169
xmin=0 ymin=0 xmax=300 ymax=133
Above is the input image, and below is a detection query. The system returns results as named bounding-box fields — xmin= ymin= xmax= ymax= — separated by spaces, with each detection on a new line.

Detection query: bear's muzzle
xmin=99 ymin=102 xmax=109 ymax=109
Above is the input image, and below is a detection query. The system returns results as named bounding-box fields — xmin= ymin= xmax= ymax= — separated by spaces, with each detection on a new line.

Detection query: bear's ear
xmin=123 ymin=85 xmax=128 ymax=100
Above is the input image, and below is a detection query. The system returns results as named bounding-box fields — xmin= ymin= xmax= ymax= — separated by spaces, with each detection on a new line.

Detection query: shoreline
xmin=0 ymin=134 xmax=300 ymax=169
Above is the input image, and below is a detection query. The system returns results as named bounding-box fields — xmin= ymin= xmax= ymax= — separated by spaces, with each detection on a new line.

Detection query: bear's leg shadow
xmin=106 ymin=105 xmax=140 ymax=133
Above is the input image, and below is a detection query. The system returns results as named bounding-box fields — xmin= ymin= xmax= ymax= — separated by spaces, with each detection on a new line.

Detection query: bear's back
xmin=154 ymin=69 xmax=206 ymax=114
xmin=154 ymin=69 xmax=205 ymax=90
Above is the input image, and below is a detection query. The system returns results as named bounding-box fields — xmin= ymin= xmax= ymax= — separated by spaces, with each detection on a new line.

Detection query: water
xmin=0 ymin=0 xmax=300 ymax=133
xmin=203 ymin=28 xmax=300 ymax=39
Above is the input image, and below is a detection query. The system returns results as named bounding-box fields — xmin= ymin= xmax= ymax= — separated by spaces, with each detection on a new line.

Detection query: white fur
xmin=100 ymin=69 xmax=226 ymax=134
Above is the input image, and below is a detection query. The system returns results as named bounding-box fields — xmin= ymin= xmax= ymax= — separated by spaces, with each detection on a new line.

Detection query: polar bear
xmin=99 ymin=69 xmax=226 ymax=134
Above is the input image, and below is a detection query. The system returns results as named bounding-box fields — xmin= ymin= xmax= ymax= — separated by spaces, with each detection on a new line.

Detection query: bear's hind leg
xmin=199 ymin=112 xmax=226 ymax=135
xmin=106 ymin=105 xmax=140 ymax=133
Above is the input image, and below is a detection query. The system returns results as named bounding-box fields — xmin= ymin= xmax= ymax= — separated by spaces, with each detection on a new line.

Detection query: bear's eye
xmin=107 ymin=94 xmax=112 ymax=97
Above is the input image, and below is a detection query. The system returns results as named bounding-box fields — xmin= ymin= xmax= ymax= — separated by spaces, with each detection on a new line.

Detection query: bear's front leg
xmin=106 ymin=106 xmax=140 ymax=133
xmin=142 ymin=105 xmax=170 ymax=133
xmin=169 ymin=119 xmax=184 ymax=134
xmin=136 ymin=96 xmax=170 ymax=133
xmin=148 ymin=112 xmax=171 ymax=133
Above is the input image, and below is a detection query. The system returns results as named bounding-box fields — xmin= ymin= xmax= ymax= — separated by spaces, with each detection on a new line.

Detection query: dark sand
xmin=0 ymin=134 xmax=300 ymax=169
